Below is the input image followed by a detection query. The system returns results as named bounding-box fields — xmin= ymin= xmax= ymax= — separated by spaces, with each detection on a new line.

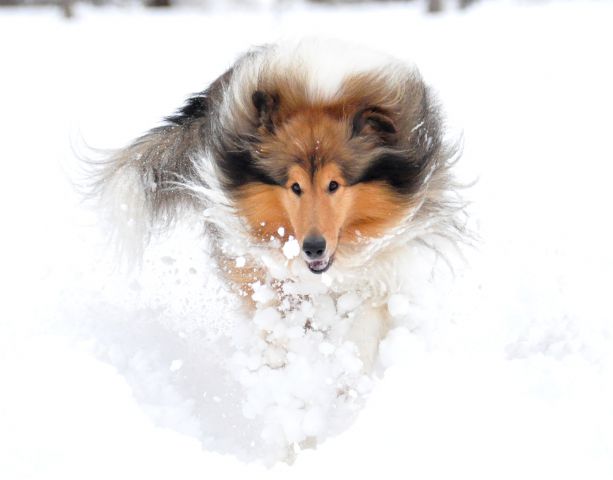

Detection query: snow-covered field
xmin=1 ymin=1 xmax=613 ymax=478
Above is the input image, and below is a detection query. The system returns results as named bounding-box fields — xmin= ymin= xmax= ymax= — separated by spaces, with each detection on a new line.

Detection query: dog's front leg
xmin=347 ymin=303 xmax=391 ymax=372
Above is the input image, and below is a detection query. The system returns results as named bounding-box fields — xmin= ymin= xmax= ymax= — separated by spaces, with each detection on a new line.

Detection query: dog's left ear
xmin=351 ymin=107 xmax=397 ymax=143
xmin=252 ymin=90 xmax=280 ymax=133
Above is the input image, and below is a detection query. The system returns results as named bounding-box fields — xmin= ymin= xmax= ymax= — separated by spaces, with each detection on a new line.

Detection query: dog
xmin=92 ymin=39 xmax=464 ymax=368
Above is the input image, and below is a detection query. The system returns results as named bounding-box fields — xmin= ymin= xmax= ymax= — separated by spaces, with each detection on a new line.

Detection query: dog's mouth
xmin=307 ymin=255 xmax=334 ymax=274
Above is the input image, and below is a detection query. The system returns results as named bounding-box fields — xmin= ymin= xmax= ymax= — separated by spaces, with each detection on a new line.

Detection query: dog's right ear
xmin=351 ymin=107 xmax=398 ymax=144
xmin=252 ymin=90 xmax=280 ymax=133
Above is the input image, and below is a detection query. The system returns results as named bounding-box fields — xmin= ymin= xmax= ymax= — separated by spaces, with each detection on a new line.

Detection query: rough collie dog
xmin=94 ymin=39 xmax=463 ymax=368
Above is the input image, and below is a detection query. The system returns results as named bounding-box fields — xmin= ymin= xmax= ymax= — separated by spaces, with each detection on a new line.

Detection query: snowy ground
xmin=1 ymin=1 xmax=613 ymax=478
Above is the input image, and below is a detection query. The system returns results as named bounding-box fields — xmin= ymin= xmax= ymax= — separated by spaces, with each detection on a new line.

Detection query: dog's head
xmin=93 ymin=42 xmax=455 ymax=274
xmin=221 ymin=71 xmax=443 ymax=274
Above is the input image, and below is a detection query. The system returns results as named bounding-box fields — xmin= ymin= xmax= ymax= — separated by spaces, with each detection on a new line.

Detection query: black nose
xmin=302 ymin=235 xmax=326 ymax=259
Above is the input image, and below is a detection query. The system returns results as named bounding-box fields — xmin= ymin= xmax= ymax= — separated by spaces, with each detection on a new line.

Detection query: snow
xmin=387 ymin=293 xmax=410 ymax=319
xmin=336 ymin=292 xmax=362 ymax=315
xmin=251 ymin=281 xmax=276 ymax=305
xmin=282 ymin=236 xmax=300 ymax=259
xmin=1 ymin=1 xmax=613 ymax=478
xmin=169 ymin=359 xmax=184 ymax=372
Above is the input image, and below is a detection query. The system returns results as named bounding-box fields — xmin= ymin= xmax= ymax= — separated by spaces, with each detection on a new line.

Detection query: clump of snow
xmin=387 ymin=294 xmax=410 ymax=319
xmin=225 ymin=261 xmax=379 ymax=462
xmin=252 ymin=306 xmax=281 ymax=331
xmin=282 ymin=236 xmax=300 ymax=259
xmin=336 ymin=292 xmax=362 ymax=315
xmin=169 ymin=359 xmax=184 ymax=372
xmin=251 ymin=281 xmax=276 ymax=305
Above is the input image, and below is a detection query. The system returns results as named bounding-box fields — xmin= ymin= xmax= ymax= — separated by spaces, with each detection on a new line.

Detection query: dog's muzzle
xmin=302 ymin=234 xmax=333 ymax=274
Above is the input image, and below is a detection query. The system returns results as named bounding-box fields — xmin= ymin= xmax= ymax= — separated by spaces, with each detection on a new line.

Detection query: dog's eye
xmin=328 ymin=181 xmax=339 ymax=193
xmin=291 ymin=183 xmax=302 ymax=196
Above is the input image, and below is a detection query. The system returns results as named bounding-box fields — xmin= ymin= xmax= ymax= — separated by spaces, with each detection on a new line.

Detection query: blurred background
xmin=0 ymin=0 xmax=535 ymax=19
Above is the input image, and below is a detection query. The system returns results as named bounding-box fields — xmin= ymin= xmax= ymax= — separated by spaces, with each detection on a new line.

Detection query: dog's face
xmin=282 ymin=161 xmax=350 ymax=273
xmin=235 ymin=92 xmax=415 ymax=274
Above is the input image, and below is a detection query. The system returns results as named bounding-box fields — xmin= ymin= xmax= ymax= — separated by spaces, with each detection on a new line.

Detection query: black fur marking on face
xmin=354 ymin=153 xmax=425 ymax=195
xmin=218 ymin=149 xmax=281 ymax=190
xmin=307 ymin=153 xmax=320 ymax=180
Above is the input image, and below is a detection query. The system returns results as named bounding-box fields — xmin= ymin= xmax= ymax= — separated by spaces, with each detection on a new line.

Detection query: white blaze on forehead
xmin=282 ymin=235 xmax=300 ymax=259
